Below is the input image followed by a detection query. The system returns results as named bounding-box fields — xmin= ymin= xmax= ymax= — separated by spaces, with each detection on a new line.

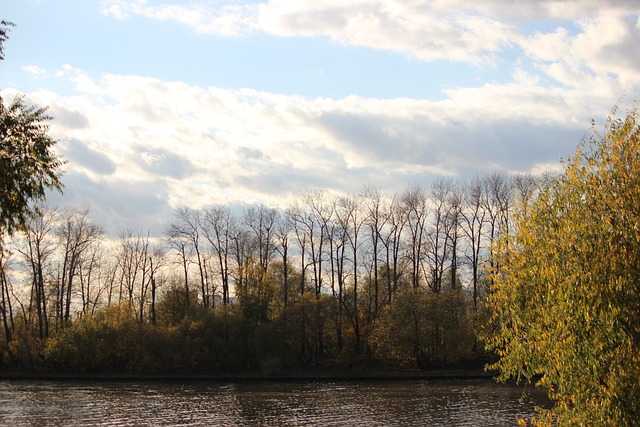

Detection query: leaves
xmin=0 ymin=95 xmax=65 ymax=236
xmin=484 ymin=104 xmax=640 ymax=425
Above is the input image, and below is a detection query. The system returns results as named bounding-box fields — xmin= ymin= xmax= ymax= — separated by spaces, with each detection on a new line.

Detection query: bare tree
xmin=286 ymin=203 xmax=309 ymax=296
xmin=115 ymin=229 xmax=159 ymax=322
xmin=362 ymin=186 xmax=389 ymax=316
xmin=401 ymin=185 xmax=429 ymax=290
xmin=427 ymin=178 xmax=457 ymax=293
xmin=482 ymin=172 xmax=514 ymax=286
xmin=379 ymin=194 xmax=406 ymax=302
xmin=202 ymin=205 xmax=233 ymax=306
xmin=166 ymin=221 xmax=193 ymax=308
xmin=328 ymin=198 xmax=348 ymax=351
xmin=460 ymin=177 xmax=487 ymax=308
xmin=305 ymin=190 xmax=332 ymax=297
xmin=446 ymin=183 xmax=463 ymax=290
xmin=147 ymin=245 xmax=165 ymax=325
xmin=167 ymin=207 xmax=208 ymax=307
xmin=337 ymin=193 xmax=366 ymax=353
xmin=287 ymin=191 xmax=331 ymax=297
xmin=274 ymin=212 xmax=292 ymax=313
xmin=243 ymin=204 xmax=279 ymax=282
xmin=229 ymin=217 xmax=250 ymax=301
xmin=14 ymin=207 xmax=58 ymax=338
xmin=56 ymin=208 xmax=103 ymax=327
xmin=0 ymin=246 xmax=14 ymax=344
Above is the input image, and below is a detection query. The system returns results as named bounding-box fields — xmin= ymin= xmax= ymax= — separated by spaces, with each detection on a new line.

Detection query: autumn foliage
xmin=485 ymin=104 xmax=640 ymax=425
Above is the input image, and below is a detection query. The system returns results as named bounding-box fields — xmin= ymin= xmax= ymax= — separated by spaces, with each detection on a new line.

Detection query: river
xmin=0 ymin=378 xmax=548 ymax=426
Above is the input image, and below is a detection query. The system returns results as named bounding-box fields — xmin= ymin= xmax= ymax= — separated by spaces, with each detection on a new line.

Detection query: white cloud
xmin=22 ymin=65 xmax=46 ymax=78
xmin=520 ymin=9 xmax=640 ymax=90
xmin=100 ymin=0 xmax=519 ymax=63
xmin=5 ymin=57 xmax=614 ymax=236
xmin=98 ymin=0 xmax=640 ymax=92
xmin=101 ymin=0 xmax=259 ymax=36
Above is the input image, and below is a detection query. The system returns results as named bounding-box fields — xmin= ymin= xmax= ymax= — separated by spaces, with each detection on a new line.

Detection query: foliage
xmin=1 ymin=21 xmax=64 ymax=236
xmin=277 ymin=293 xmax=336 ymax=365
xmin=0 ymin=20 xmax=15 ymax=61
xmin=484 ymin=105 xmax=640 ymax=425
xmin=46 ymin=303 xmax=151 ymax=373
xmin=0 ymin=92 xmax=64 ymax=237
xmin=44 ymin=301 xmax=264 ymax=374
xmin=371 ymin=287 xmax=477 ymax=369
xmin=155 ymin=283 xmax=200 ymax=326
xmin=7 ymin=319 xmax=47 ymax=370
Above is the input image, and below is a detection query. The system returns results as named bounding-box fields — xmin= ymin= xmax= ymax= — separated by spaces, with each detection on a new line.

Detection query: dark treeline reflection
xmin=0 ymin=173 xmax=537 ymax=374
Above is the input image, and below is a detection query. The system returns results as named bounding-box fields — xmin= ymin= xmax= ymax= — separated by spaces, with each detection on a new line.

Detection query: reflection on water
xmin=0 ymin=379 xmax=548 ymax=426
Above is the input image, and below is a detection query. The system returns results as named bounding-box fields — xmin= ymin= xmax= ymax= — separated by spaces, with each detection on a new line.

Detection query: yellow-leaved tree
xmin=484 ymin=104 xmax=640 ymax=425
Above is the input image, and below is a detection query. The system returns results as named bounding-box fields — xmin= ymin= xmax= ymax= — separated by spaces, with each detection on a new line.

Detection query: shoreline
xmin=0 ymin=370 xmax=497 ymax=382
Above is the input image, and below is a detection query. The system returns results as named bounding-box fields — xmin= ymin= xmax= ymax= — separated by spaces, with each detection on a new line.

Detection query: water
xmin=0 ymin=379 xmax=548 ymax=426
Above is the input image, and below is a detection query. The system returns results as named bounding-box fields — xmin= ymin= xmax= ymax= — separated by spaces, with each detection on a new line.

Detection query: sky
xmin=2 ymin=1 xmax=640 ymax=237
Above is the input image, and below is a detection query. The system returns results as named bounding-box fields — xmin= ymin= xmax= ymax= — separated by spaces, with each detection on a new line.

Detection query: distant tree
xmin=481 ymin=172 xmax=513 ymax=286
xmin=335 ymin=193 xmax=366 ymax=354
xmin=426 ymin=178 xmax=459 ymax=293
xmin=202 ymin=205 xmax=233 ymax=306
xmin=372 ymin=287 xmax=474 ymax=369
xmin=243 ymin=204 xmax=278 ymax=284
xmin=460 ymin=177 xmax=487 ymax=308
xmin=55 ymin=209 xmax=103 ymax=327
xmin=379 ymin=195 xmax=406 ymax=302
xmin=14 ymin=207 xmax=59 ymax=338
xmin=485 ymin=105 xmax=640 ymax=425
xmin=167 ymin=208 xmax=208 ymax=307
xmin=362 ymin=186 xmax=388 ymax=317
xmin=273 ymin=213 xmax=292 ymax=314
xmin=401 ymin=185 xmax=429 ymax=290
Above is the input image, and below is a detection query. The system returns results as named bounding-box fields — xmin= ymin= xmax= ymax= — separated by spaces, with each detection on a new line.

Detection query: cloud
xmin=12 ymin=0 xmax=633 ymax=238
xmin=136 ymin=146 xmax=198 ymax=180
xmin=46 ymin=171 xmax=172 ymax=237
xmin=63 ymin=139 xmax=117 ymax=176
xmin=100 ymin=0 xmax=259 ymax=36
xmin=49 ymin=105 xmax=90 ymax=129
xmin=22 ymin=66 xmax=606 ymax=231
xmin=521 ymin=11 xmax=640 ymax=90
xmin=22 ymin=65 xmax=46 ymax=78
xmin=4 ymin=0 xmax=633 ymax=240
xmin=99 ymin=1 xmax=640 ymax=74
xmin=101 ymin=0 xmax=518 ymax=64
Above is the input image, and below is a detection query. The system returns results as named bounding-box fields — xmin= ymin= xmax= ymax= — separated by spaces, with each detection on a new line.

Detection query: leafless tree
xmin=401 ymin=185 xmax=429 ymax=290
xmin=14 ymin=207 xmax=58 ymax=338
xmin=379 ymin=194 xmax=406 ymax=302
xmin=167 ymin=207 xmax=208 ymax=307
xmin=0 ymin=246 xmax=15 ymax=343
xmin=460 ymin=177 xmax=487 ymax=308
xmin=362 ymin=186 xmax=389 ymax=316
xmin=337 ymin=193 xmax=366 ymax=353
xmin=243 ymin=204 xmax=279 ymax=282
xmin=426 ymin=178 xmax=459 ymax=293
xmin=56 ymin=208 xmax=103 ymax=327
xmin=202 ymin=205 xmax=233 ymax=306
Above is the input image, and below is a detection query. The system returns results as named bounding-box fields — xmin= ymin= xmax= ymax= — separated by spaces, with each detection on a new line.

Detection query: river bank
xmin=0 ymin=368 xmax=497 ymax=382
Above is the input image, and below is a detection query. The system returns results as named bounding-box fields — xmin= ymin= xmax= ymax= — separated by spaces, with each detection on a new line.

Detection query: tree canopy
xmin=0 ymin=20 xmax=14 ymax=62
xmin=0 ymin=21 xmax=64 ymax=236
xmin=485 ymin=104 xmax=640 ymax=425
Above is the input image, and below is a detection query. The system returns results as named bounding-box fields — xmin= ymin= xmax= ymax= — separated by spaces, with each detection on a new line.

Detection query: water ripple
xmin=0 ymin=379 xmax=548 ymax=426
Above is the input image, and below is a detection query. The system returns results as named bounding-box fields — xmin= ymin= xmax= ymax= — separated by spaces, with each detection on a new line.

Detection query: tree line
xmin=0 ymin=173 xmax=534 ymax=373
